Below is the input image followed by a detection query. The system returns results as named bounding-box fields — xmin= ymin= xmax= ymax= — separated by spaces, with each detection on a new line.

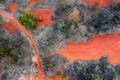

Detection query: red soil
xmin=2 ymin=23 xmax=16 ymax=34
xmin=30 ymin=8 xmax=55 ymax=27
xmin=7 ymin=4 xmax=18 ymax=13
xmin=28 ymin=0 xmax=44 ymax=8
xmin=82 ymin=0 xmax=112 ymax=7
xmin=58 ymin=32 xmax=120 ymax=66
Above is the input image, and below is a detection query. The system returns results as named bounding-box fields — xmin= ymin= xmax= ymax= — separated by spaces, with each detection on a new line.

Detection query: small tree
xmin=18 ymin=13 xmax=37 ymax=30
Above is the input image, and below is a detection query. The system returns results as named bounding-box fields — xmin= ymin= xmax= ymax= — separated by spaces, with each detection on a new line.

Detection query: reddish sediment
xmin=28 ymin=0 xmax=44 ymax=8
xmin=58 ymin=32 xmax=120 ymax=66
xmin=2 ymin=23 xmax=16 ymax=34
xmin=82 ymin=0 xmax=112 ymax=7
xmin=30 ymin=8 xmax=55 ymax=27
xmin=7 ymin=4 xmax=18 ymax=13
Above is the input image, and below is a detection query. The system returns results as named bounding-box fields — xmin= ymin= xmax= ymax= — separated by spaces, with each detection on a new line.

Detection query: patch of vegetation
xmin=0 ymin=48 xmax=9 ymax=58
xmin=18 ymin=12 xmax=37 ymax=30
xmin=0 ymin=23 xmax=1 ymax=27
xmin=42 ymin=56 xmax=57 ymax=72
xmin=63 ymin=56 xmax=116 ymax=80
xmin=67 ymin=10 xmax=80 ymax=28
xmin=54 ymin=22 xmax=69 ymax=33
xmin=0 ymin=47 xmax=19 ymax=64
xmin=64 ymin=0 xmax=73 ymax=9
xmin=46 ymin=36 xmax=57 ymax=49
xmin=0 ymin=15 xmax=3 ymax=27
xmin=54 ymin=0 xmax=72 ymax=17
xmin=0 ymin=0 xmax=5 ymax=3
xmin=116 ymin=65 xmax=120 ymax=74
xmin=82 ymin=2 xmax=120 ymax=34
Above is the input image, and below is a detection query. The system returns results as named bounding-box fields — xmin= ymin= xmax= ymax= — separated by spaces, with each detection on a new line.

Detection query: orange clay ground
xmin=82 ymin=0 xmax=112 ymax=7
xmin=58 ymin=32 xmax=120 ymax=66
xmin=30 ymin=8 xmax=55 ymax=27
xmin=7 ymin=4 xmax=18 ymax=13
xmin=2 ymin=23 xmax=16 ymax=34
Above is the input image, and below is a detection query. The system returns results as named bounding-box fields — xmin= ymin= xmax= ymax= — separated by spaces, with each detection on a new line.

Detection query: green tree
xmin=18 ymin=13 xmax=37 ymax=30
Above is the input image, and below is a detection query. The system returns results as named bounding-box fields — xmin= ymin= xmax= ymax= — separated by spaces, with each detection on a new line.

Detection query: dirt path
xmin=0 ymin=9 xmax=45 ymax=78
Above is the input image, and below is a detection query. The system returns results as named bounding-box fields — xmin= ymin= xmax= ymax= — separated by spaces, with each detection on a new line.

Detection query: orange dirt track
xmin=0 ymin=9 xmax=46 ymax=79
xmin=0 ymin=10 xmax=69 ymax=80
xmin=58 ymin=32 xmax=120 ymax=66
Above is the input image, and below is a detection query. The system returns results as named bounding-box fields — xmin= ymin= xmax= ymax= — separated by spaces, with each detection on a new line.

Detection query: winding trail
xmin=0 ymin=10 xmax=46 ymax=78
xmin=0 ymin=10 xmax=69 ymax=80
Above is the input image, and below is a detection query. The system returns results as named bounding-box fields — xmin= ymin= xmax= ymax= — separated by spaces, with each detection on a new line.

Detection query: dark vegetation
xmin=54 ymin=1 xmax=120 ymax=35
xmin=0 ymin=47 xmax=18 ymax=64
xmin=54 ymin=22 xmax=69 ymax=34
xmin=116 ymin=65 xmax=120 ymax=75
xmin=0 ymin=29 xmax=29 ymax=65
xmin=82 ymin=2 xmax=120 ymax=34
xmin=18 ymin=12 xmax=37 ymax=30
xmin=0 ymin=36 xmax=20 ymax=64
xmin=42 ymin=56 xmax=57 ymax=72
xmin=0 ymin=15 xmax=3 ymax=27
xmin=63 ymin=56 xmax=120 ymax=80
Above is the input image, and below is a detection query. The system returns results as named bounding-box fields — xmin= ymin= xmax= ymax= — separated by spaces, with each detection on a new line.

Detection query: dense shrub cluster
xmin=0 ymin=47 xmax=18 ymax=64
xmin=18 ymin=13 xmax=37 ymax=30
xmin=84 ymin=2 xmax=120 ymax=34
xmin=63 ymin=56 xmax=119 ymax=80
